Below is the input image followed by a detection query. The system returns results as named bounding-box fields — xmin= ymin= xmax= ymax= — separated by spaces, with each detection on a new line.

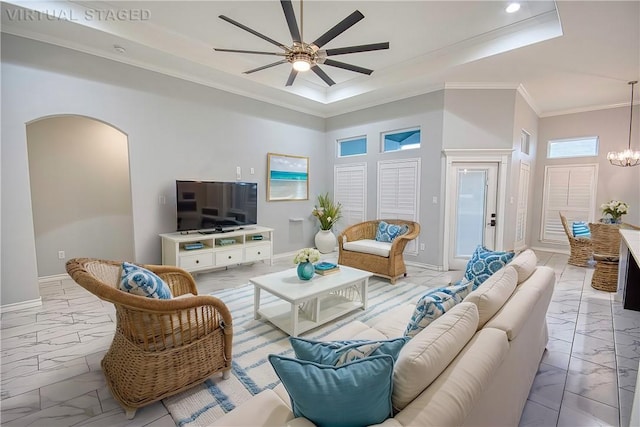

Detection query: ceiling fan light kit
xmin=214 ymin=0 xmax=389 ymax=87
xmin=607 ymin=80 xmax=640 ymax=167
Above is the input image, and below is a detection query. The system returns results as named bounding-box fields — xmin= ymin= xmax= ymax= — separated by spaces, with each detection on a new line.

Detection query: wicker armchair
xmin=588 ymin=223 xmax=621 ymax=292
xmin=559 ymin=212 xmax=593 ymax=266
xmin=337 ymin=220 xmax=420 ymax=284
xmin=65 ymin=258 xmax=233 ymax=419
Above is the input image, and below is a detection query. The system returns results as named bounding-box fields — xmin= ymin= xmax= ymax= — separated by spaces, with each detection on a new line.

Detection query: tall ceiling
xmin=2 ymin=0 xmax=639 ymax=118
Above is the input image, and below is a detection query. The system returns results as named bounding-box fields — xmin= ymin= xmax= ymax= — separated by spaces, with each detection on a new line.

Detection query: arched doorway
xmin=26 ymin=115 xmax=134 ymax=277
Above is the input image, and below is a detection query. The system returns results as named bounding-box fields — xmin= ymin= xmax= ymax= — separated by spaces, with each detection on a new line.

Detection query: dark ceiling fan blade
xmin=311 ymin=65 xmax=336 ymax=86
xmin=244 ymin=60 xmax=289 ymax=74
xmin=280 ymin=0 xmax=301 ymax=44
xmin=219 ymin=15 xmax=289 ymax=50
xmin=325 ymin=42 xmax=390 ymax=56
xmin=214 ymin=48 xmax=287 ymax=56
xmin=285 ymin=69 xmax=298 ymax=86
xmin=312 ymin=10 xmax=364 ymax=48
xmin=323 ymin=59 xmax=373 ymax=75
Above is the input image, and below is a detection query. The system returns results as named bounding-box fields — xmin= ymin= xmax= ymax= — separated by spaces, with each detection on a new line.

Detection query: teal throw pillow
xmin=268 ymin=354 xmax=394 ymax=427
xmin=119 ymin=262 xmax=173 ymax=299
xmin=375 ymin=221 xmax=405 ymax=243
xmin=404 ymin=280 xmax=473 ymax=338
xmin=290 ymin=336 xmax=408 ymax=366
xmin=464 ymin=246 xmax=515 ymax=290
xmin=572 ymin=221 xmax=591 ymax=238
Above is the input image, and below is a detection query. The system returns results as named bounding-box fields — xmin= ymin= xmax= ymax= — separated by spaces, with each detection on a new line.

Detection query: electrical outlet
xmin=432 ymin=196 xmax=438 ymax=204
xmin=250 ymin=167 xmax=255 ymax=175
xmin=420 ymin=243 xmax=425 ymax=251
xmin=58 ymin=251 xmax=65 ymax=259
xmin=236 ymin=166 xmax=241 ymax=180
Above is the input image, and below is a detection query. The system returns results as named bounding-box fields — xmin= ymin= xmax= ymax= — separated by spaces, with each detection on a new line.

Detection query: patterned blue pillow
xmin=268 ymin=354 xmax=394 ymax=427
xmin=119 ymin=262 xmax=173 ymax=299
xmin=404 ymin=280 xmax=473 ymax=338
xmin=572 ymin=221 xmax=591 ymax=238
xmin=290 ymin=336 xmax=408 ymax=366
xmin=464 ymin=246 xmax=515 ymax=290
xmin=375 ymin=221 xmax=404 ymax=243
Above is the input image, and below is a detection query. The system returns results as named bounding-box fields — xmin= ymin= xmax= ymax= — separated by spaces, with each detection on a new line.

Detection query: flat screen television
xmin=176 ymin=180 xmax=258 ymax=233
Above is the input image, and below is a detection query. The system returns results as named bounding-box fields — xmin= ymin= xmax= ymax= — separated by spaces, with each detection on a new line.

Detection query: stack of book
xmin=314 ymin=262 xmax=340 ymax=276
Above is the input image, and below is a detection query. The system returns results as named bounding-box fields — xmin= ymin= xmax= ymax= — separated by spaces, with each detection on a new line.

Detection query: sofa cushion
xmin=392 ymin=302 xmax=479 ymax=412
xmin=404 ymin=280 xmax=473 ymax=338
xmin=369 ymin=304 xmax=417 ymax=338
xmin=508 ymin=249 xmax=538 ymax=284
xmin=323 ymin=320 xmax=389 ymax=341
xmin=342 ymin=239 xmax=392 ymax=257
xmin=572 ymin=221 xmax=591 ymax=238
xmin=290 ymin=336 xmax=408 ymax=366
xmin=210 ymin=389 xmax=294 ymax=426
xmin=268 ymin=354 xmax=394 ymax=427
xmin=463 ymin=266 xmax=517 ymax=329
xmin=119 ymin=262 xmax=173 ymax=299
xmin=464 ymin=246 xmax=515 ymax=290
xmin=375 ymin=221 xmax=407 ymax=243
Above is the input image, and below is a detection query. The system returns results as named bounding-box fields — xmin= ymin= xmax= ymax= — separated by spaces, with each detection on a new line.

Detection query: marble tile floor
xmin=1 ymin=251 xmax=638 ymax=426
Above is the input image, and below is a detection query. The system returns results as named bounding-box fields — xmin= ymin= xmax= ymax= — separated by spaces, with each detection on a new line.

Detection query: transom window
xmin=382 ymin=127 xmax=421 ymax=153
xmin=338 ymin=136 xmax=367 ymax=157
xmin=547 ymin=136 xmax=599 ymax=159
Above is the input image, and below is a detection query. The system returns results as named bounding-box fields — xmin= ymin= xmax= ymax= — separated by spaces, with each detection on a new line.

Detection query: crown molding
xmin=540 ymin=101 xmax=640 ymax=118
xmin=444 ymin=82 xmax=520 ymax=90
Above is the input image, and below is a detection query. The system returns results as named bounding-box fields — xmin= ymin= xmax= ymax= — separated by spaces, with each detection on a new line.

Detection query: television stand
xmin=160 ymin=226 xmax=274 ymax=273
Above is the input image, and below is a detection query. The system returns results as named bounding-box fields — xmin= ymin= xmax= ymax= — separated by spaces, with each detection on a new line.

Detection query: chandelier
xmin=607 ymin=81 xmax=639 ymax=167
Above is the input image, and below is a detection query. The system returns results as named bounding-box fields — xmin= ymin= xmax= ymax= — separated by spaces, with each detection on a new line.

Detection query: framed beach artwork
xmin=267 ymin=153 xmax=309 ymax=201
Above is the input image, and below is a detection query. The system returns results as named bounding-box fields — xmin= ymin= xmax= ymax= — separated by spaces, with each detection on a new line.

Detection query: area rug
xmin=163 ymin=278 xmax=432 ymax=426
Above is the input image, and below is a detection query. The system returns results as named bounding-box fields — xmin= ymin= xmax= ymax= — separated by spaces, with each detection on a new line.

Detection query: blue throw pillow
xmin=375 ymin=221 xmax=404 ymax=243
xmin=268 ymin=354 xmax=394 ymax=427
xmin=119 ymin=262 xmax=173 ymax=299
xmin=404 ymin=280 xmax=473 ymax=338
xmin=572 ymin=221 xmax=591 ymax=238
xmin=290 ymin=336 xmax=408 ymax=366
xmin=464 ymin=246 xmax=515 ymax=290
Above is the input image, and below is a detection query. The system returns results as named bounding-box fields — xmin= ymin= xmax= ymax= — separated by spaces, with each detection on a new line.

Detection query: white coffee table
xmin=250 ymin=265 xmax=372 ymax=336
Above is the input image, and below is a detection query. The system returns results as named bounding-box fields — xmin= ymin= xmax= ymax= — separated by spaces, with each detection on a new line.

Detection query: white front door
xmin=447 ymin=162 xmax=499 ymax=270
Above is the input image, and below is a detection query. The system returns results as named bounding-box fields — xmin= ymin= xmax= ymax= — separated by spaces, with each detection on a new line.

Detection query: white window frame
xmin=337 ymin=135 xmax=367 ymax=158
xmin=520 ymin=130 xmax=531 ymax=155
xmin=334 ymin=163 xmax=367 ymax=228
xmin=547 ymin=136 xmax=599 ymax=159
xmin=377 ymin=158 xmax=420 ymax=255
xmin=381 ymin=127 xmax=421 ymax=153
xmin=539 ymin=164 xmax=598 ymax=243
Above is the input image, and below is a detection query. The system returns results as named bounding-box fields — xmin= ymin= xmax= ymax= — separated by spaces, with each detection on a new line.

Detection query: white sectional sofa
xmin=212 ymin=249 xmax=555 ymax=427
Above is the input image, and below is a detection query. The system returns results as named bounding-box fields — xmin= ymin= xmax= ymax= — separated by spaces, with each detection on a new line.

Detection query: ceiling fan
xmin=214 ymin=0 xmax=389 ymax=87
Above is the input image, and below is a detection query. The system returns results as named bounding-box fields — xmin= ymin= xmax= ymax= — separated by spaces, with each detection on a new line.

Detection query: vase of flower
xmin=315 ymin=229 xmax=336 ymax=254
xmin=601 ymin=200 xmax=628 ymax=224
xmin=293 ymin=248 xmax=320 ymax=281
xmin=296 ymin=262 xmax=315 ymax=281
xmin=311 ymin=193 xmax=342 ymax=254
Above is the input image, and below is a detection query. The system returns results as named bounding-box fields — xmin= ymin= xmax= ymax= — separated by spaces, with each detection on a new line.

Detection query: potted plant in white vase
xmin=312 ymin=193 xmax=342 ymax=254
xmin=600 ymin=200 xmax=629 ymax=224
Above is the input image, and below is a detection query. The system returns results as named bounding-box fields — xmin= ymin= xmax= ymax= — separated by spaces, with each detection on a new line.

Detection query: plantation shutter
xmin=377 ymin=159 xmax=420 ymax=255
xmin=334 ymin=163 xmax=366 ymax=227
xmin=540 ymin=164 xmax=598 ymax=243
xmin=514 ymin=162 xmax=530 ymax=251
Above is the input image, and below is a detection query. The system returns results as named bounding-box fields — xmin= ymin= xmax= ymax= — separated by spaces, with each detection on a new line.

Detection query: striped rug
xmin=164 ymin=278 xmax=433 ymax=427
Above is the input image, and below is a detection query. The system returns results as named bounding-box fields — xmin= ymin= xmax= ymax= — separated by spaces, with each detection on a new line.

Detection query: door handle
xmin=489 ymin=219 xmax=496 ymax=227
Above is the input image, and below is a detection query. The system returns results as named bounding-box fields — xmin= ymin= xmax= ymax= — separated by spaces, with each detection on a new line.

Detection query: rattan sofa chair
xmin=66 ymin=258 xmax=233 ymax=419
xmin=588 ymin=223 xmax=621 ymax=292
xmin=337 ymin=220 xmax=420 ymax=284
xmin=560 ymin=212 xmax=593 ymax=266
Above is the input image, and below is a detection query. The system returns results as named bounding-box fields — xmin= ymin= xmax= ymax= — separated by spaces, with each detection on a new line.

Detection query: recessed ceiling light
xmin=506 ymin=2 xmax=521 ymax=13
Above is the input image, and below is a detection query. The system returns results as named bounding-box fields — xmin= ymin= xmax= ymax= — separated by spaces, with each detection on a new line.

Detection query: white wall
xmin=1 ymin=34 xmax=325 ymax=306
xmin=26 ymin=116 xmax=134 ymax=277
xmin=532 ymin=106 xmax=640 ymax=252
xmin=325 ymin=92 xmax=446 ymax=268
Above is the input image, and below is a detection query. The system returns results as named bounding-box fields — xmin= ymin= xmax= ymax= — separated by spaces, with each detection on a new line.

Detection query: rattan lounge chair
xmin=337 ymin=220 xmax=420 ymax=284
xmin=589 ymin=223 xmax=621 ymax=292
xmin=66 ymin=258 xmax=233 ymax=419
xmin=559 ymin=212 xmax=593 ymax=267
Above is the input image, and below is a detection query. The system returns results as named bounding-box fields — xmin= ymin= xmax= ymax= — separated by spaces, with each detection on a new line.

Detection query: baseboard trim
xmin=1 ymin=297 xmax=43 ymax=314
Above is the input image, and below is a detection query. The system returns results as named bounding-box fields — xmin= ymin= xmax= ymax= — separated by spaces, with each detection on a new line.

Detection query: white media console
xmin=160 ymin=226 xmax=274 ymax=273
